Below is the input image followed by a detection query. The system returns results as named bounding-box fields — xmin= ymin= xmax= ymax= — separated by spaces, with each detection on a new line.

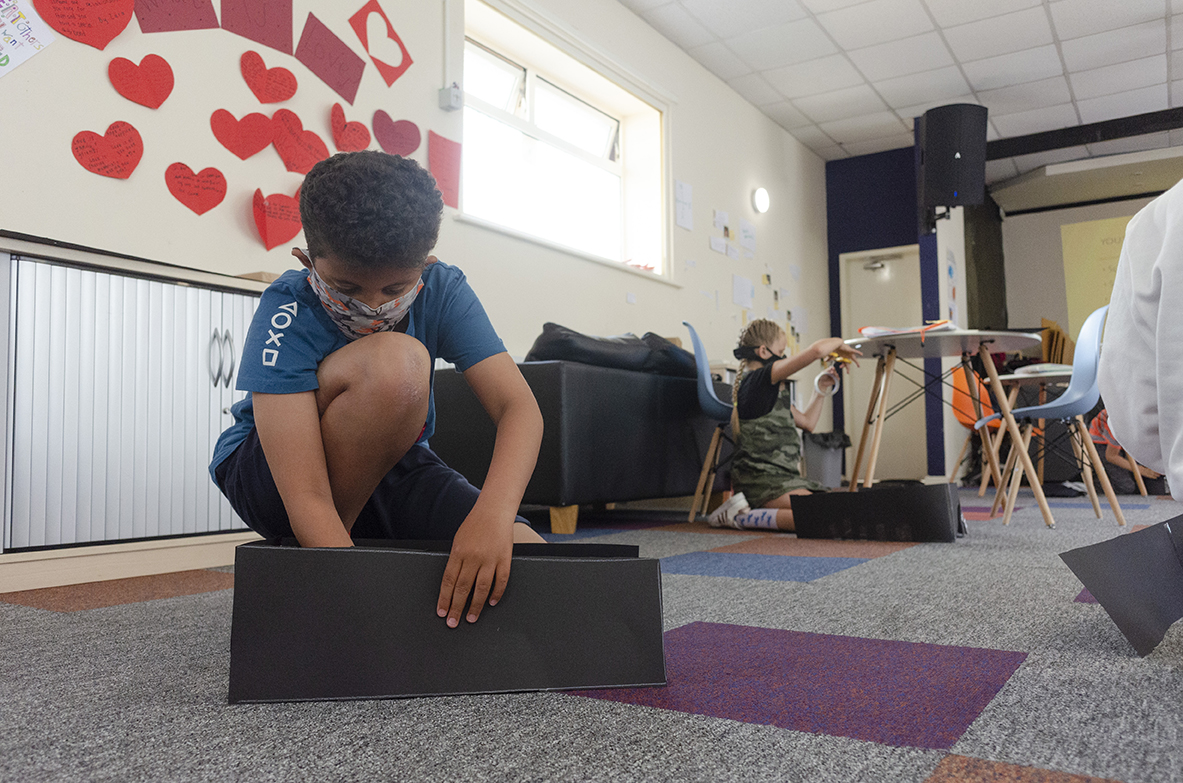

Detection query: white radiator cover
xmin=5 ymin=255 xmax=259 ymax=549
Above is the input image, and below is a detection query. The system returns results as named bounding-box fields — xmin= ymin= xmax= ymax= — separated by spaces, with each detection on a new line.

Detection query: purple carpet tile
xmin=1048 ymin=502 xmax=1149 ymax=510
xmin=573 ymin=622 xmax=1027 ymax=750
xmin=660 ymin=552 xmax=867 ymax=582
xmin=1075 ymin=587 xmax=1098 ymax=604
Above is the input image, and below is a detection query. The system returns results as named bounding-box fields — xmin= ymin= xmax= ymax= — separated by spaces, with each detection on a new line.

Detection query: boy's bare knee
xmin=318 ymin=333 xmax=430 ymax=413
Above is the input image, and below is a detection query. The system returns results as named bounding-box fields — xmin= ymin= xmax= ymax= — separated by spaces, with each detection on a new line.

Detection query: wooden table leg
xmin=849 ymin=355 xmax=886 ymax=492
xmin=1077 ymin=415 xmax=1127 ymax=527
xmin=550 ymin=505 xmax=579 ymax=534
xmin=964 ymin=356 xmax=1005 ymax=504
xmin=863 ymin=349 xmax=898 ymax=489
xmin=978 ymin=344 xmax=1056 ymax=528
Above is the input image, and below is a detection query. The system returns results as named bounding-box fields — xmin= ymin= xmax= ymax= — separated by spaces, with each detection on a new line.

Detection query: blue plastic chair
xmin=683 ymin=322 xmax=734 ymax=521
xmin=975 ymin=305 xmax=1125 ymax=526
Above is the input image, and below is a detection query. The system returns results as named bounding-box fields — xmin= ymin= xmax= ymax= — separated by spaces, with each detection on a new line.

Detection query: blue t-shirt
xmin=209 ymin=259 xmax=506 ymax=479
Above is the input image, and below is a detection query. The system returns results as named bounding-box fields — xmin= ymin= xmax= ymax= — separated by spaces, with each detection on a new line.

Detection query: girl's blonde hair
xmin=731 ymin=319 xmax=785 ymax=437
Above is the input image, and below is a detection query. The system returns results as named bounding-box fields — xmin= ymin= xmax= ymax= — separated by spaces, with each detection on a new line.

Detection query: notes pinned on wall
xmin=709 ymin=236 xmax=727 ymax=254
xmin=713 ymin=209 xmax=727 ymax=231
xmin=0 ymin=1 xmax=55 ymax=76
xmin=739 ymin=218 xmax=756 ymax=252
xmin=675 ymin=180 xmax=693 ymax=231
xmin=732 ymin=274 xmax=754 ymax=309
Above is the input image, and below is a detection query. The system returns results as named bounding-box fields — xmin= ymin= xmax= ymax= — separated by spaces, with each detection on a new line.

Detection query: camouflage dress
xmin=732 ymin=375 xmax=826 ymax=508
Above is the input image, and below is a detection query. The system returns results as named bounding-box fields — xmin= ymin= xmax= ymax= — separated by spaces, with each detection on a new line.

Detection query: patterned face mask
xmin=306 ymin=260 xmax=423 ymax=340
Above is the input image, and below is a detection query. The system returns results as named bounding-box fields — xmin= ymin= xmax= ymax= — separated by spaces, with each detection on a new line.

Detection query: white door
xmin=841 ymin=245 xmax=928 ymax=482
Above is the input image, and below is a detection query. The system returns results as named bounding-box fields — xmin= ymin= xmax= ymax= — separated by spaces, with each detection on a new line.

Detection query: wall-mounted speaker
xmin=917 ymin=103 xmax=988 ymax=209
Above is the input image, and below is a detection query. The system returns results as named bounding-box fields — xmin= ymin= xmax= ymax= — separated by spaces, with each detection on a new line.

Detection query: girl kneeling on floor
xmin=709 ymin=319 xmax=860 ymax=532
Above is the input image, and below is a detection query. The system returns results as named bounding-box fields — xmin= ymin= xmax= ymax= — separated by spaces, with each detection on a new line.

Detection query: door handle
xmin=208 ymin=330 xmax=224 ymax=387
xmin=221 ymin=331 xmax=235 ymax=388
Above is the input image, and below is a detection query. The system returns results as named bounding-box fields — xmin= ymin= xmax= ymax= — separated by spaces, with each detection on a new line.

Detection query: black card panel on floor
xmin=790 ymin=483 xmax=961 ymax=542
xmin=1060 ymin=516 xmax=1183 ymax=656
xmin=228 ymin=541 xmax=666 ymax=703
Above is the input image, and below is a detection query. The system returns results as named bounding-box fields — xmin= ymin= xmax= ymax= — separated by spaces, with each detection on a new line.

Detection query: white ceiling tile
xmin=686 ymin=41 xmax=753 ymax=81
xmin=943 ymin=7 xmax=1054 ymax=63
xmin=728 ymin=73 xmax=784 ymax=105
xmin=991 ymin=103 xmax=1080 ymax=137
xmin=681 ymin=0 xmax=807 ymax=41
xmin=976 ymin=76 xmax=1072 ymax=116
xmin=1173 ymin=50 xmax=1183 ymax=76
xmin=1012 ymin=145 xmax=1089 ymax=174
xmin=1049 ymin=0 xmax=1165 ymax=41
xmin=763 ymin=54 xmax=866 ymax=98
xmin=873 ymin=66 xmax=971 ymax=109
xmin=985 ymin=157 xmax=1020 ymax=185
xmin=923 ymin=0 xmax=1042 ymax=28
xmin=1076 ymin=84 xmax=1169 ymax=123
xmin=847 ymin=32 xmax=953 ymax=82
xmin=800 ymin=0 xmax=868 ymax=13
xmin=1173 ymin=79 xmax=1183 ymax=106
xmin=640 ymin=4 xmax=716 ymax=49
xmin=1175 ymin=1 xmax=1183 ymax=13
xmin=842 ymin=133 xmax=916 ymax=156
xmin=1086 ymin=132 xmax=1170 ymax=157
xmin=795 ymin=84 xmax=888 ymax=123
xmin=762 ymin=100 xmax=813 ymax=128
xmin=1172 ymin=15 xmax=1183 ymax=49
xmin=724 ymin=18 xmax=837 ymax=71
xmin=815 ymin=0 xmax=933 ymax=51
xmin=895 ymin=95 xmax=978 ymax=126
xmin=819 ymin=111 xmax=909 ymax=143
xmin=617 ymin=0 xmax=672 ymax=13
xmin=961 ymin=45 xmax=1065 ymax=92
xmin=789 ymin=124 xmax=837 ymax=147
xmin=1060 ymin=21 xmax=1166 ymax=72
xmin=1070 ymin=55 xmax=1167 ymax=101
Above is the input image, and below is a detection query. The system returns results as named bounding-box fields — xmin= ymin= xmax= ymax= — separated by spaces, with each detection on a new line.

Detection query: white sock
xmin=734 ymin=508 xmax=778 ymax=530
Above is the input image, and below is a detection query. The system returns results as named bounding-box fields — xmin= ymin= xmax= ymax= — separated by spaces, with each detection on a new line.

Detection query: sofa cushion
xmin=524 ymin=322 xmax=696 ymax=378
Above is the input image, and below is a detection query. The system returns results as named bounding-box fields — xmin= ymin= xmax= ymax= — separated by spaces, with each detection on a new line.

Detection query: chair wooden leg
xmin=550 ymin=505 xmax=579 ymax=534
xmin=978 ymin=426 xmax=1000 ymax=496
xmin=949 ymin=430 xmax=972 ymax=483
xmin=1077 ymin=416 xmax=1127 ymax=527
xmin=1125 ymin=449 xmax=1149 ymax=496
xmin=849 ymin=355 xmax=886 ymax=492
xmin=964 ymin=357 xmax=1005 ymax=498
xmin=1069 ymin=422 xmax=1102 ymax=518
xmin=863 ymin=349 xmax=898 ymax=489
xmin=990 ymin=433 xmax=1020 ymax=517
xmin=689 ymin=426 xmax=724 ymax=522
xmin=1002 ymin=423 xmax=1034 ymax=525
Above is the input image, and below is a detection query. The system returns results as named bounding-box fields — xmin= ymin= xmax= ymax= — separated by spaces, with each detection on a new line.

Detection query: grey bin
xmin=802 ymin=431 xmax=852 ymax=489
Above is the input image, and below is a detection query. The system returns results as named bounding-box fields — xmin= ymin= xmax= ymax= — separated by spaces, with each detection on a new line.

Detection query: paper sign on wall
xmin=0 ymin=1 xmax=54 ymax=76
xmin=726 ymin=244 xmax=740 ymax=261
xmin=675 ymin=180 xmax=693 ymax=231
xmin=428 ymin=130 xmax=461 ymax=209
xmin=713 ymin=209 xmax=727 ymax=231
xmin=1061 ymin=215 xmax=1132 ymax=342
xmin=223 ymin=0 xmax=292 ymax=55
xmin=732 ymin=274 xmax=754 ymax=309
xmin=709 ymin=236 xmax=726 ymax=254
xmin=295 ymin=13 xmax=366 ymax=104
xmin=134 ymin=0 xmax=218 ymax=33
xmin=739 ymin=218 xmax=756 ymax=252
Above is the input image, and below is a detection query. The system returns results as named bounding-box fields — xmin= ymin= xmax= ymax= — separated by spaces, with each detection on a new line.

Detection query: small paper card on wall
xmin=134 ymin=0 xmax=218 ymax=33
xmin=428 ymin=130 xmax=461 ymax=209
xmin=675 ymin=179 xmax=693 ymax=231
xmin=709 ymin=236 xmax=726 ymax=255
xmin=732 ymin=274 xmax=754 ymax=309
xmin=223 ymin=0 xmax=293 ymax=55
xmin=0 ymin=1 xmax=55 ymax=76
xmin=726 ymin=244 xmax=740 ymax=261
xmin=713 ymin=209 xmax=727 ymax=231
xmin=739 ymin=218 xmax=756 ymax=251
xmin=295 ymin=13 xmax=366 ymax=104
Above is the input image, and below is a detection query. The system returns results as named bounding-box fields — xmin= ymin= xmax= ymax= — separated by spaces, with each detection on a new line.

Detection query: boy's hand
xmin=436 ymin=510 xmax=514 ymax=627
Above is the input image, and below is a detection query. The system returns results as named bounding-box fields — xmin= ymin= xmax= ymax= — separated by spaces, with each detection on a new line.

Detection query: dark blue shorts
xmin=214 ymin=428 xmax=529 ymax=541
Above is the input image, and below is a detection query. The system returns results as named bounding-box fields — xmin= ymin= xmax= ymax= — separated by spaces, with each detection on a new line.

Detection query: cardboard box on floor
xmin=228 ymin=540 xmax=666 ymax=703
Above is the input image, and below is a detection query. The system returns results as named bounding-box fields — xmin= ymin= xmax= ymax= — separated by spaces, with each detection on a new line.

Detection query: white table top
xmin=844 ymin=329 xmax=1042 ymax=360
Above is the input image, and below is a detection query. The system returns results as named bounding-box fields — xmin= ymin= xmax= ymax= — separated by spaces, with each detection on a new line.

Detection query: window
xmin=462 ymin=1 xmax=663 ymax=274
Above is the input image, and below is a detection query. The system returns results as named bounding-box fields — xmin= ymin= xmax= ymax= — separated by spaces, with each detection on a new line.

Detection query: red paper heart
xmin=165 ymin=163 xmax=226 ymax=215
xmin=108 ymin=54 xmax=174 ymax=109
xmin=330 ymin=104 xmax=370 ymax=152
xmin=372 ymin=111 xmax=420 ymax=156
xmin=240 ymin=50 xmax=297 ymax=104
xmin=71 ymin=121 xmax=143 ymax=179
xmin=271 ymin=109 xmax=329 ymax=174
xmin=253 ymin=188 xmax=303 ymax=250
xmin=33 ymin=0 xmax=134 ymax=50
xmin=210 ymin=109 xmax=273 ymax=160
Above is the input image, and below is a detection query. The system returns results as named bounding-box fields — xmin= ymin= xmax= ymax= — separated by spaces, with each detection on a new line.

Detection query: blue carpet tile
xmin=540 ymin=528 xmax=631 ymax=542
xmin=1047 ymin=502 xmax=1150 ymax=510
xmin=660 ymin=552 xmax=867 ymax=581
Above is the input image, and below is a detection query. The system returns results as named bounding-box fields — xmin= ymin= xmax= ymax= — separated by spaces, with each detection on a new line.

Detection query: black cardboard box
xmin=790 ymin=483 xmax=963 ymax=542
xmin=228 ymin=540 xmax=666 ymax=703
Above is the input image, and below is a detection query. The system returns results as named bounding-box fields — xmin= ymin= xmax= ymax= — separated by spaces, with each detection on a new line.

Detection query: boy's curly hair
xmin=300 ymin=151 xmax=444 ymax=269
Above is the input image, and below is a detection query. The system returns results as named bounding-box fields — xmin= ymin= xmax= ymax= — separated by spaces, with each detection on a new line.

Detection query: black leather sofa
xmin=430 ymin=360 xmax=730 ymax=532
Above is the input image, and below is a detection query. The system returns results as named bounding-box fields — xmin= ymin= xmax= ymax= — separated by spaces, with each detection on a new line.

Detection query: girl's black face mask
xmin=733 ymin=345 xmax=785 ymax=363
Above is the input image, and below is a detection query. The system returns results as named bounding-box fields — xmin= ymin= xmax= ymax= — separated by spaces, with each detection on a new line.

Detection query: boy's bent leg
xmin=315 ymin=332 xmax=431 ymax=531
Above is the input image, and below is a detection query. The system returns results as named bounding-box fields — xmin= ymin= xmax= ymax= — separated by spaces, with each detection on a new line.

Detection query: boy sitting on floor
xmin=210 ymin=151 xmax=545 ymax=629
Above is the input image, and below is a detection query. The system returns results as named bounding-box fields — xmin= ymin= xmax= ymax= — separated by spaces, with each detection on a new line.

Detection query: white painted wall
xmin=1 ymin=0 xmax=829 ymax=365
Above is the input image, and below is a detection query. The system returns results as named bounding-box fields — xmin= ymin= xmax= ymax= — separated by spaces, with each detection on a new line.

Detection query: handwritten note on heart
xmin=72 ymin=121 xmax=143 ymax=179
xmin=240 ymin=50 xmax=297 ymax=103
xmin=330 ymin=104 xmax=370 ymax=152
xmin=210 ymin=109 xmax=273 ymax=160
xmin=272 ymin=109 xmax=329 ymax=174
xmin=165 ymin=163 xmax=226 ymax=215
xmin=108 ymin=54 xmax=174 ymax=109
xmin=372 ymin=111 xmax=419 ymax=156
xmin=253 ymin=188 xmax=303 ymax=250
xmin=33 ymin=0 xmax=134 ymax=50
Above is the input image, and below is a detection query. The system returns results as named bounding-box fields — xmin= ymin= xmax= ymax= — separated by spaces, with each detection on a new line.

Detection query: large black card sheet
xmin=791 ymin=483 xmax=961 ymax=542
xmin=1060 ymin=516 xmax=1183 ymax=656
xmin=229 ymin=541 xmax=666 ymax=703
